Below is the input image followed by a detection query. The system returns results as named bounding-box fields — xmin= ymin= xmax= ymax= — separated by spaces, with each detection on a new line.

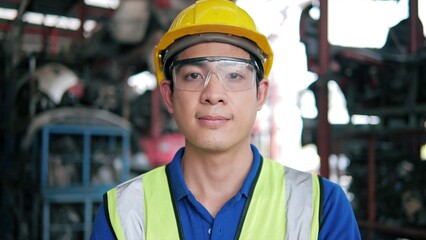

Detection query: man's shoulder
xmin=320 ymin=177 xmax=354 ymax=211
xmin=262 ymin=157 xmax=284 ymax=167
xmin=321 ymin=177 xmax=346 ymax=194
xmin=263 ymin=158 xmax=316 ymax=177
xmin=121 ymin=165 xmax=166 ymax=184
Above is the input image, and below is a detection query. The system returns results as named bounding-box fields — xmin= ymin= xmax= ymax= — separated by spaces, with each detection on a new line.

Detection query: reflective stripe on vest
xmin=105 ymin=158 xmax=321 ymax=240
xmin=106 ymin=174 xmax=146 ymax=239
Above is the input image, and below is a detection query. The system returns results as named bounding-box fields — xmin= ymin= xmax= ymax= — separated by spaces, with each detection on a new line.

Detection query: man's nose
xmin=201 ymin=71 xmax=227 ymax=104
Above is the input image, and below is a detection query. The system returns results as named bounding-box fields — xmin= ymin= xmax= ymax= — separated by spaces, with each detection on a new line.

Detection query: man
xmin=91 ymin=0 xmax=361 ymax=239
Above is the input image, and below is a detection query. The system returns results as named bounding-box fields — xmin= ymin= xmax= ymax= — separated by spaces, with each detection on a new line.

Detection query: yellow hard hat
xmin=153 ymin=0 xmax=274 ymax=84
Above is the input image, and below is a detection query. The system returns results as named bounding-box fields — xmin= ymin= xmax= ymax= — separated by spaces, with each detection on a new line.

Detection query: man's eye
xmin=185 ymin=72 xmax=203 ymax=81
xmin=226 ymin=72 xmax=244 ymax=81
xmin=229 ymin=73 xmax=241 ymax=79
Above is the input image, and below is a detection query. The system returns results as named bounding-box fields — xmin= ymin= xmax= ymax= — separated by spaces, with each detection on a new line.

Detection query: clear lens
xmin=171 ymin=57 xmax=257 ymax=91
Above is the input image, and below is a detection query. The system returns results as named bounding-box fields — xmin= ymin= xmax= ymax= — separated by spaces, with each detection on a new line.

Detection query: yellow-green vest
xmin=104 ymin=158 xmax=322 ymax=240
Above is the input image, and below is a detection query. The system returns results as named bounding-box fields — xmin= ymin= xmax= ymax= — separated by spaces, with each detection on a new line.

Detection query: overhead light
xmin=22 ymin=12 xmax=44 ymax=25
xmin=128 ymin=71 xmax=157 ymax=95
xmin=421 ymin=143 xmax=426 ymax=161
xmin=0 ymin=7 xmax=17 ymax=20
xmin=85 ymin=0 xmax=120 ymax=9
xmin=423 ymin=122 xmax=426 ymax=161
xmin=56 ymin=16 xmax=80 ymax=30
xmin=17 ymin=11 xmax=97 ymax=33
xmin=351 ymin=115 xmax=380 ymax=125
xmin=23 ymin=12 xmax=81 ymax=30
xmin=43 ymin=14 xmax=59 ymax=27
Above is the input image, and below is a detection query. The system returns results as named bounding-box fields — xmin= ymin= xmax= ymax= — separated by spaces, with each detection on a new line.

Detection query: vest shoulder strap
xmin=238 ymin=158 xmax=321 ymax=240
xmin=238 ymin=158 xmax=286 ymax=239
xmin=104 ymin=166 xmax=179 ymax=240
xmin=105 ymin=174 xmax=146 ymax=240
xmin=284 ymin=164 xmax=321 ymax=240
xmin=143 ymin=166 xmax=180 ymax=239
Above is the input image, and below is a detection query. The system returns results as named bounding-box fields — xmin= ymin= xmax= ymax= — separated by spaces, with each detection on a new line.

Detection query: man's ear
xmin=159 ymin=80 xmax=174 ymax=114
xmin=257 ymin=78 xmax=269 ymax=111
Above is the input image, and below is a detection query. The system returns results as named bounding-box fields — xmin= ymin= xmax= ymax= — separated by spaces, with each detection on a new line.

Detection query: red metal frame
xmin=318 ymin=0 xmax=330 ymax=178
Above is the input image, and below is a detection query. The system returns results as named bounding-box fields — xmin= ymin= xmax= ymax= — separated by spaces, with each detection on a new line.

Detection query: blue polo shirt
xmin=91 ymin=145 xmax=361 ymax=239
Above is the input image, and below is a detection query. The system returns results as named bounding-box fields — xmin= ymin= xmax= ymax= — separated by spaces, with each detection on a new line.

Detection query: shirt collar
xmin=240 ymin=144 xmax=261 ymax=197
xmin=167 ymin=147 xmax=188 ymax=200
xmin=166 ymin=144 xmax=262 ymax=200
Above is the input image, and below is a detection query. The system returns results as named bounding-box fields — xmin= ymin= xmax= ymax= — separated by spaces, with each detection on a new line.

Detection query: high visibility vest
xmin=104 ymin=158 xmax=322 ymax=240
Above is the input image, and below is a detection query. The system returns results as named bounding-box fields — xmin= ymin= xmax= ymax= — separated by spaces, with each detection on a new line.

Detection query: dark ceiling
xmin=27 ymin=0 xmax=82 ymax=15
xmin=0 ymin=0 xmax=115 ymax=20
xmin=0 ymin=0 xmax=197 ymax=76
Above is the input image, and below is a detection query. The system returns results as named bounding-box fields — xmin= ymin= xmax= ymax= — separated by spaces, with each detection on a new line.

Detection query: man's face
xmin=160 ymin=42 xmax=269 ymax=152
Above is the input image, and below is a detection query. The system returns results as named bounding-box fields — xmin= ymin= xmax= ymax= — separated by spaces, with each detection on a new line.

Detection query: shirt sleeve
xmin=90 ymin=203 xmax=116 ymax=240
xmin=318 ymin=178 xmax=361 ymax=240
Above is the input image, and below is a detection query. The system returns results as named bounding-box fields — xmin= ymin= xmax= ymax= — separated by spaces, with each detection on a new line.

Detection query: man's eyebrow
xmin=176 ymin=60 xmax=207 ymax=67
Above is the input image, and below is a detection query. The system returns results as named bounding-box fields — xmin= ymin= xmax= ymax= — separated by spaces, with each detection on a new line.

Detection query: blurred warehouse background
xmin=0 ymin=0 xmax=426 ymax=239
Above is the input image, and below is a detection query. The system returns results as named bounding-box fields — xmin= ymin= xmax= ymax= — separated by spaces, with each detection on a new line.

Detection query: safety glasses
xmin=170 ymin=57 xmax=259 ymax=92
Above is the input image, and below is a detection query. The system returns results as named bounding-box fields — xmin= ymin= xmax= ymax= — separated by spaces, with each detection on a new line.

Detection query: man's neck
xmin=181 ymin=143 xmax=254 ymax=217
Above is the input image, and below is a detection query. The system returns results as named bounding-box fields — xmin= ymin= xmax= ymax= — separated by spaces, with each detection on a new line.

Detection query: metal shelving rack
xmin=37 ymin=123 xmax=130 ymax=240
xmin=334 ymin=127 xmax=426 ymax=239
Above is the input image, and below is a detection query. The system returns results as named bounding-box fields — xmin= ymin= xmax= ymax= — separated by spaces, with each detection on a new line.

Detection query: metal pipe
xmin=318 ymin=0 xmax=330 ymax=178
xmin=409 ymin=0 xmax=419 ymax=53
xmin=367 ymin=136 xmax=376 ymax=240
xmin=78 ymin=0 xmax=87 ymax=40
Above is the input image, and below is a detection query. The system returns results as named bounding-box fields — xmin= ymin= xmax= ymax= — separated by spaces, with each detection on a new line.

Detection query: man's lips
xmin=196 ymin=114 xmax=230 ymax=126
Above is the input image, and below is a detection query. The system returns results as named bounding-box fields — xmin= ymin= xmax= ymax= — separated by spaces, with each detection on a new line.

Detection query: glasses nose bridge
xmin=203 ymin=69 xmax=223 ymax=89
